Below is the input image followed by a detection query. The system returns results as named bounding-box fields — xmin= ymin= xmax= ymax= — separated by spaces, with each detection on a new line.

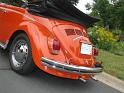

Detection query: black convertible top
xmin=28 ymin=0 xmax=99 ymax=27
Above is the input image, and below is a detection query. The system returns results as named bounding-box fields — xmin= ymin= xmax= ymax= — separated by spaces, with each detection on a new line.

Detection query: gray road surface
xmin=0 ymin=48 xmax=121 ymax=93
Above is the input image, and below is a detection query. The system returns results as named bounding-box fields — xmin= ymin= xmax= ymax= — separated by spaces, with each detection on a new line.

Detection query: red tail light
xmin=53 ymin=39 xmax=60 ymax=54
xmin=48 ymin=37 xmax=60 ymax=55
xmin=93 ymin=48 xmax=99 ymax=56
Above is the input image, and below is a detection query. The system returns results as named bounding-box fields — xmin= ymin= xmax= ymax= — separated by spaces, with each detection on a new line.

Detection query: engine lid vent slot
xmin=65 ymin=29 xmax=83 ymax=36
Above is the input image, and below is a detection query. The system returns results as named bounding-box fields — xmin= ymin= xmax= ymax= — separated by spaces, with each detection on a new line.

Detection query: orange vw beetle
xmin=0 ymin=0 xmax=102 ymax=82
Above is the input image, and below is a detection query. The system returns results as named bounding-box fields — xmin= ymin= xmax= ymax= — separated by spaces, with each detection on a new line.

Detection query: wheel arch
xmin=6 ymin=21 xmax=53 ymax=69
xmin=7 ymin=29 xmax=41 ymax=67
xmin=7 ymin=30 xmax=26 ymax=51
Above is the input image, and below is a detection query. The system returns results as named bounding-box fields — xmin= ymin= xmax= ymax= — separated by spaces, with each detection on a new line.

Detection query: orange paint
xmin=0 ymin=3 xmax=102 ymax=80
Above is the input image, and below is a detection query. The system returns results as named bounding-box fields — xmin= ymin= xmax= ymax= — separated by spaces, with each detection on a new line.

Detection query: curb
xmin=94 ymin=72 xmax=124 ymax=93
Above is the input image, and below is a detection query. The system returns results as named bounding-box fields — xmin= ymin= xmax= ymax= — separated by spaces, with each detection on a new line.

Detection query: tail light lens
xmin=48 ymin=37 xmax=60 ymax=55
xmin=53 ymin=39 xmax=60 ymax=54
xmin=93 ymin=48 xmax=99 ymax=56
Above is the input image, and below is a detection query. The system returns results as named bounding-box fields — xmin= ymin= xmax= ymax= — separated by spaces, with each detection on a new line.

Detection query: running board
xmin=0 ymin=41 xmax=9 ymax=49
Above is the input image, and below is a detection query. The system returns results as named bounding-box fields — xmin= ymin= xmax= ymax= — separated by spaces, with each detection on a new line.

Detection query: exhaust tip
xmin=79 ymin=78 xmax=87 ymax=83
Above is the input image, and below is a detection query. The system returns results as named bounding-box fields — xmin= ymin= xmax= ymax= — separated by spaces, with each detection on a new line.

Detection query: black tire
xmin=9 ymin=33 xmax=35 ymax=75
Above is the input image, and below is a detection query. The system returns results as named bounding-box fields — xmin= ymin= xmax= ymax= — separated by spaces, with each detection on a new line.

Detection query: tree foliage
xmin=86 ymin=0 xmax=124 ymax=30
xmin=68 ymin=0 xmax=79 ymax=5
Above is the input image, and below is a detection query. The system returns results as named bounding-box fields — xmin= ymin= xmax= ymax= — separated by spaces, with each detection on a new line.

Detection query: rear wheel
xmin=9 ymin=33 xmax=35 ymax=75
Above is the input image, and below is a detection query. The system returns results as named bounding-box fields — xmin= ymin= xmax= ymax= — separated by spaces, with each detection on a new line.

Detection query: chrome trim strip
xmin=41 ymin=57 xmax=103 ymax=75
xmin=0 ymin=40 xmax=9 ymax=49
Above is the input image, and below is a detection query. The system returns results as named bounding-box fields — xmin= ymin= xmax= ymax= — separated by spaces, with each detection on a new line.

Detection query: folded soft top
xmin=28 ymin=0 xmax=99 ymax=27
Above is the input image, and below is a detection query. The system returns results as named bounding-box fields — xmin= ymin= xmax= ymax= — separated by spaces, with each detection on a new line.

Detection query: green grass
xmin=97 ymin=50 xmax=124 ymax=80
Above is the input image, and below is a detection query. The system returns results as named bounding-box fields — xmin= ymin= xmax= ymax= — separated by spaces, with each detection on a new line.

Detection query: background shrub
xmin=88 ymin=26 xmax=117 ymax=50
xmin=110 ymin=42 xmax=124 ymax=56
xmin=112 ymin=29 xmax=124 ymax=41
xmin=88 ymin=26 xmax=124 ymax=56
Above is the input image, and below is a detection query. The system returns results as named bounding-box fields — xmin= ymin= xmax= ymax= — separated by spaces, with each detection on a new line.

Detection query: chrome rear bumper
xmin=41 ymin=57 xmax=103 ymax=75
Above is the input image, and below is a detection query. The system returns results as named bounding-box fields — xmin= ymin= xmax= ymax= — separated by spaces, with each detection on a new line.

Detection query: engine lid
xmin=52 ymin=20 xmax=94 ymax=66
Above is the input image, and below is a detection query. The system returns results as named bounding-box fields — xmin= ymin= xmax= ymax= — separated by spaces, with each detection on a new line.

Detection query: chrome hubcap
xmin=12 ymin=40 xmax=28 ymax=67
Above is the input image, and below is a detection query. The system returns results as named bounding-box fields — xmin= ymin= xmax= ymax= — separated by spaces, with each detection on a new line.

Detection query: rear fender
xmin=15 ymin=21 xmax=50 ymax=67
xmin=16 ymin=21 xmax=66 ymax=68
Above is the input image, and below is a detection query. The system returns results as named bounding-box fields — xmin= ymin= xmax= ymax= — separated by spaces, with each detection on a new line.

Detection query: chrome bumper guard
xmin=41 ymin=57 xmax=103 ymax=75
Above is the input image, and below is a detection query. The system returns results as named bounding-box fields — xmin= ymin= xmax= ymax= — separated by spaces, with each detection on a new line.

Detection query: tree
xmin=85 ymin=3 xmax=92 ymax=10
xmin=68 ymin=0 xmax=79 ymax=5
xmin=86 ymin=0 xmax=124 ymax=30
xmin=113 ymin=0 xmax=124 ymax=30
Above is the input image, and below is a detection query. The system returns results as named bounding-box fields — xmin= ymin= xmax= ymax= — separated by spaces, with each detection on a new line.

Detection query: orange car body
xmin=0 ymin=3 xmax=102 ymax=80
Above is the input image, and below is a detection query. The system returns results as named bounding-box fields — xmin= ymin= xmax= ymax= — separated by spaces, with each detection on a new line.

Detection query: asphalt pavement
xmin=0 ymin=48 xmax=121 ymax=93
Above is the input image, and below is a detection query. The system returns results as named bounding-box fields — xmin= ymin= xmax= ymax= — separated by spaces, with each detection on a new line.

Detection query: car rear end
xmin=41 ymin=19 xmax=103 ymax=81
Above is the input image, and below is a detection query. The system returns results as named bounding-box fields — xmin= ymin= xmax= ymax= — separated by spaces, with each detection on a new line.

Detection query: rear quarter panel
xmin=0 ymin=4 xmax=66 ymax=68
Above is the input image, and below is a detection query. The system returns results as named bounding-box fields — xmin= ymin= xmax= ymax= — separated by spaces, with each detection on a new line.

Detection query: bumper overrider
xmin=41 ymin=57 xmax=103 ymax=75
